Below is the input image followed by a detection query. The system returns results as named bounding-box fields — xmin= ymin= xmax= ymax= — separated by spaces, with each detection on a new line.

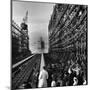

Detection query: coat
xmin=38 ymin=69 xmax=48 ymax=88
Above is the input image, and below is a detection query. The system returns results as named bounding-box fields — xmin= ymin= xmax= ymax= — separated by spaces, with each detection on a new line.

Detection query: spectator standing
xmin=73 ymin=77 xmax=78 ymax=86
xmin=38 ymin=66 xmax=48 ymax=88
xmin=51 ymin=74 xmax=56 ymax=87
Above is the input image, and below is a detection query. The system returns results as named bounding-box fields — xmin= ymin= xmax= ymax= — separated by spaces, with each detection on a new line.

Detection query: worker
xmin=38 ymin=66 xmax=48 ymax=88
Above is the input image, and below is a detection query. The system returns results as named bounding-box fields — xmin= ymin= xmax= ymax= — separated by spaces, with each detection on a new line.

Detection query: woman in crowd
xmin=51 ymin=74 xmax=56 ymax=87
xmin=73 ymin=77 xmax=78 ymax=86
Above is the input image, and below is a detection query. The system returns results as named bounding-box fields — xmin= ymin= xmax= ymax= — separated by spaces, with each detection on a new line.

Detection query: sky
xmin=12 ymin=1 xmax=54 ymax=53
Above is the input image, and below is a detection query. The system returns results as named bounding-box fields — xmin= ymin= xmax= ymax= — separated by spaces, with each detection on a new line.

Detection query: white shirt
xmin=51 ymin=81 xmax=56 ymax=87
xmin=83 ymin=80 xmax=86 ymax=85
xmin=73 ymin=77 xmax=78 ymax=86
xmin=38 ymin=69 xmax=48 ymax=88
xmin=39 ymin=69 xmax=48 ymax=80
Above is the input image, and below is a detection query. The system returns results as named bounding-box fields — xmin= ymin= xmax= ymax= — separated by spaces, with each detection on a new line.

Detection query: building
xmin=47 ymin=4 xmax=87 ymax=80
xmin=48 ymin=4 xmax=87 ymax=59
xmin=12 ymin=20 xmax=31 ymax=64
xmin=20 ymin=22 xmax=29 ymax=53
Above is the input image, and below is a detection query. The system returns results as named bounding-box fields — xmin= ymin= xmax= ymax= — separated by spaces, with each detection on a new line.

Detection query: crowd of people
xmin=38 ymin=59 xmax=87 ymax=88
xmin=18 ymin=59 xmax=87 ymax=89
